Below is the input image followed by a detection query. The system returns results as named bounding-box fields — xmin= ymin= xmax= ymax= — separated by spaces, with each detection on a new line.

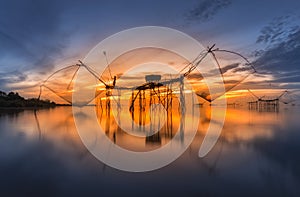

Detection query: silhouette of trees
xmin=0 ymin=91 xmax=56 ymax=108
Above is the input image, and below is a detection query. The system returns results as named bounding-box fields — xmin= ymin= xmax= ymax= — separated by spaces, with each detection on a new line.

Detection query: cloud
xmin=0 ymin=71 xmax=28 ymax=90
xmin=253 ymin=15 xmax=300 ymax=85
xmin=256 ymin=15 xmax=299 ymax=46
xmin=254 ymin=29 xmax=300 ymax=71
xmin=206 ymin=63 xmax=239 ymax=76
xmin=233 ymin=66 xmax=253 ymax=73
xmin=220 ymin=63 xmax=239 ymax=74
xmin=0 ymin=0 xmax=72 ymax=83
xmin=185 ymin=0 xmax=232 ymax=22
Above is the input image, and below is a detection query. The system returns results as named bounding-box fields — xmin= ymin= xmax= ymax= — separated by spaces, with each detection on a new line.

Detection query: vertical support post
xmin=179 ymin=75 xmax=185 ymax=142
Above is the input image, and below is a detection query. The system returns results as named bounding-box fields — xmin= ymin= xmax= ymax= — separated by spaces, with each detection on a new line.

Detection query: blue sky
xmin=0 ymin=0 xmax=300 ymax=94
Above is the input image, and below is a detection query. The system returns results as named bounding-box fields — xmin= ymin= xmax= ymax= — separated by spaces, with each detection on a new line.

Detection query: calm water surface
xmin=0 ymin=106 xmax=300 ymax=196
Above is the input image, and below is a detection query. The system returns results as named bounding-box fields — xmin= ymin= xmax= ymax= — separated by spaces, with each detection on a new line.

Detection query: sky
xmin=0 ymin=0 xmax=300 ymax=99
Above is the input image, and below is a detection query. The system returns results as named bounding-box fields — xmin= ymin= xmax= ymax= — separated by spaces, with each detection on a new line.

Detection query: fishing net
xmin=39 ymin=45 xmax=256 ymax=105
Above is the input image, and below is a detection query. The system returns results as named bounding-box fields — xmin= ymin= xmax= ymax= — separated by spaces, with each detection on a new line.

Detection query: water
xmin=0 ymin=106 xmax=300 ymax=196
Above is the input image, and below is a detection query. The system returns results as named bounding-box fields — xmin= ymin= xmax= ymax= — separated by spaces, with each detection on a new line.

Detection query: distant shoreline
xmin=0 ymin=90 xmax=72 ymax=109
xmin=0 ymin=104 xmax=72 ymax=110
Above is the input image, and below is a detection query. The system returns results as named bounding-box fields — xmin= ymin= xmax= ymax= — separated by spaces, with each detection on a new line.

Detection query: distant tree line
xmin=0 ymin=90 xmax=56 ymax=108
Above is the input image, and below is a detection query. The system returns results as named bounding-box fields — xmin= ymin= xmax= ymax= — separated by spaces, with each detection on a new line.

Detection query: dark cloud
xmin=207 ymin=63 xmax=239 ymax=76
xmin=233 ymin=65 xmax=253 ymax=73
xmin=256 ymin=15 xmax=299 ymax=46
xmin=253 ymin=15 xmax=300 ymax=84
xmin=0 ymin=71 xmax=28 ymax=90
xmin=254 ymin=30 xmax=300 ymax=71
xmin=185 ymin=0 xmax=232 ymax=22
xmin=220 ymin=63 xmax=239 ymax=74
xmin=0 ymin=0 xmax=71 ymax=75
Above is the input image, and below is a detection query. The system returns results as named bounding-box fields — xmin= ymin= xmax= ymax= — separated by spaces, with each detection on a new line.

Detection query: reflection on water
xmin=0 ymin=106 xmax=300 ymax=196
xmin=95 ymin=90 xmax=192 ymax=152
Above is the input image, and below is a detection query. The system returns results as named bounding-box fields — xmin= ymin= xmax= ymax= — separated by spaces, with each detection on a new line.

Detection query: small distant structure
xmin=247 ymin=89 xmax=287 ymax=112
xmin=227 ymin=102 xmax=237 ymax=108
xmin=248 ymin=100 xmax=259 ymax=110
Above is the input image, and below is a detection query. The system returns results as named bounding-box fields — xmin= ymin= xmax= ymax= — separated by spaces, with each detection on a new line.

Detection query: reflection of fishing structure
xmin=33 ymin=108 xmax=94 ymax=160
xmin=247 ymin=89 xmax=288 ymax=112
xmin=199 ymin=137 xmax=224 ymax=175
xmin=33 ymin=109 xmax=42 ymax=140
xmin=187 ymin=107 xmax=224 ymax=175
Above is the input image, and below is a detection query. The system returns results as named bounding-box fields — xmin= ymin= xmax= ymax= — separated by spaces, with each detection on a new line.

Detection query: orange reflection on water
xmin=5 ymin=102 xmax=294 ymax=158
xmin=95 ymin=92 xmax=184 ymax=152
